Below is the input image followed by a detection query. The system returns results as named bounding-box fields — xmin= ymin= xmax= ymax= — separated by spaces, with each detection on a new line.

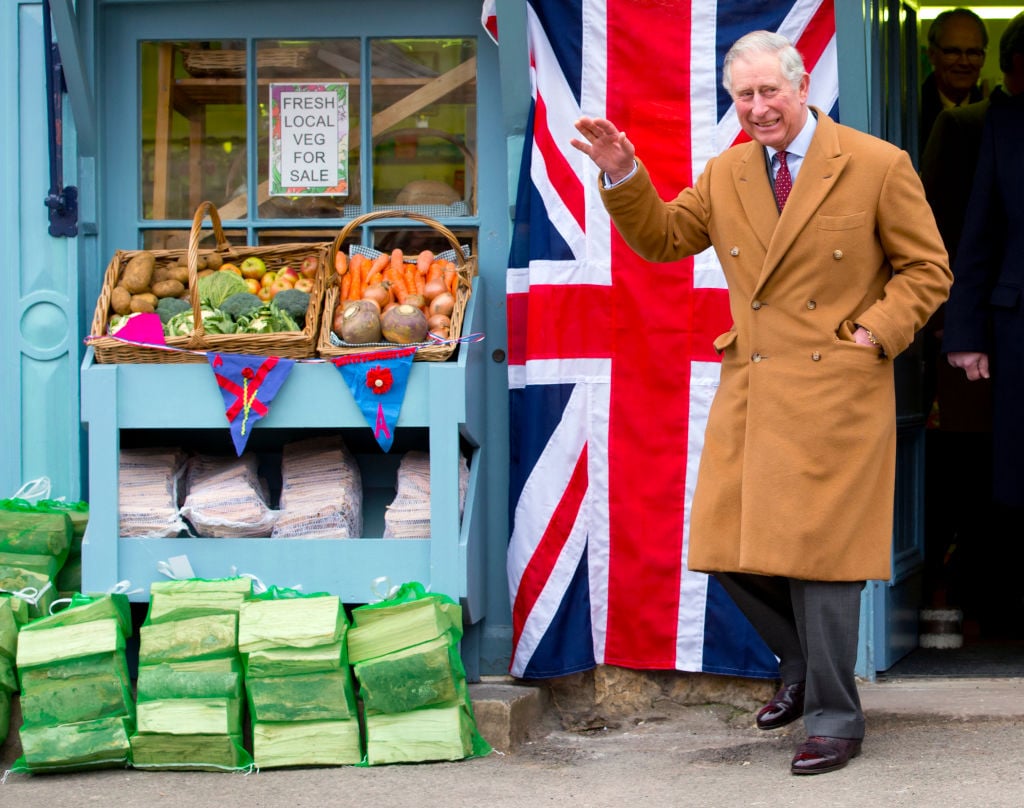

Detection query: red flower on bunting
xmin=365 ymin=366 xmax=393 ymax=395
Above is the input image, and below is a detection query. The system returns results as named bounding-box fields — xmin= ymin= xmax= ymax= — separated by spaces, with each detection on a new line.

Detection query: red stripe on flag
xmin=510 ymin=445 xmax=590 ymax=656
xmin=601 ymin=0 xmax=734 ymax=668
xmin=524 ymin=284 xmax=613 ymax=360
xmin=796 ymin=0 xmax=836 ymax=73
xmin=507 ymin=290 xmax=529 ymax=367
xmin=534 ymin=93 xmax=587 ymax=232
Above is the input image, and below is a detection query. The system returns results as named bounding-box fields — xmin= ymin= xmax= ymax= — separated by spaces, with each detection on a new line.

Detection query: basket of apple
xmin=89 ymin=200 xmax=332 ymax=363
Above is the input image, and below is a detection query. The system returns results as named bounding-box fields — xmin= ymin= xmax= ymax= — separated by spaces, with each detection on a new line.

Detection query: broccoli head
xmin=156 ymin=296 xmax=192 ymax=324
xmin=219 ymin=292 xmax=264 ymax=322
xmin=271 ymin=288 xmax=311 ymax=327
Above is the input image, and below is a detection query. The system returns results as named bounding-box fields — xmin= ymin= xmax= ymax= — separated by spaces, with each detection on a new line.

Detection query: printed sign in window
xmin=269 ymin=83 xmax=349 ymax=196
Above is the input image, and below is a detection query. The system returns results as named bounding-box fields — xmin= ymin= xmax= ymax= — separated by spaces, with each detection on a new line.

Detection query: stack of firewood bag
xmin=239 ymin=588 xmax=361 ymax=768
xmin=348 ymin=582 xmax=490 ymax=765
xmin=11 ymin=594 xmax=134 ymax=774
xmin=130 ymin=577 xmax=253 ymax=772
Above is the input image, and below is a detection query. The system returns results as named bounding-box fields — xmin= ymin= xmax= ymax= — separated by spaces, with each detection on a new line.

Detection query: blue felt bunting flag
xmin=330 ymin=347 xmax=417 ymax=451
xmin=208 ymin=353 xmax=296 ymax=455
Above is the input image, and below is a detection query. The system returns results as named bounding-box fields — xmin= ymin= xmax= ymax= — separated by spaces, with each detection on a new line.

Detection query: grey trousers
xmin=715 ymin=572 xmax=866 ymax=739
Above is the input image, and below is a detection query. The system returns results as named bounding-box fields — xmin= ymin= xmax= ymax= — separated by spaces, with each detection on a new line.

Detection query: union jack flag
xmin=503 ymin=0 xmax=840 ymax=678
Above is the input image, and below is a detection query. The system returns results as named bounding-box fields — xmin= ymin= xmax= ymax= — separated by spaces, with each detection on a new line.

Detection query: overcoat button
xmin=752 ymin=300 xmax=762 ymax=310
xmin=811 ymin=351 xmax=821 ymax=361
xmin=806 ymin=300 xmax=817 ymax=309
xmin=730 ymin=247 xmax=739 ymax=256
xmin=751 ymin=352 xmax=762 ymax=363
xmin=833 ymin=249 xmax=843 ymax=260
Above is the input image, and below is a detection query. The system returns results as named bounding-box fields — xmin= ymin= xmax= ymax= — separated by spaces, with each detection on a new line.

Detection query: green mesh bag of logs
xmin=8 ymin=593 xmax=134 ymax=774
xmin=350 ymin=582 xmax=491 ymax=765
xmin=240 ymin=586 xmax=361 ymax=768
xmin=131 ymin=576 xmax=253 ymax=772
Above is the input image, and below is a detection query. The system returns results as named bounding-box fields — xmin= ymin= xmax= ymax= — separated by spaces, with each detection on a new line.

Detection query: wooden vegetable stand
xmin=79 ymin=280 xmax=486 ymax=626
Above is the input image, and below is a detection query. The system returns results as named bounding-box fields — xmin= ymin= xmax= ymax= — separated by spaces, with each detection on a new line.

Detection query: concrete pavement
xmin=3 ymin=676 xmax=1024 ymax=806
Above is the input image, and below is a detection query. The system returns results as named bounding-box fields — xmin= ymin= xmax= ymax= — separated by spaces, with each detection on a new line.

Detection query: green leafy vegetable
xmin=198 ymin=271 xmax=248 ymax=309
xmin=164 ymin=307 xmax=237 ymax=337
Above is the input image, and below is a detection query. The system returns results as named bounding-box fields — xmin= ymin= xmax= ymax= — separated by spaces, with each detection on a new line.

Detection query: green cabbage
xmin=198 ymin=271 xmax=248 ymax=309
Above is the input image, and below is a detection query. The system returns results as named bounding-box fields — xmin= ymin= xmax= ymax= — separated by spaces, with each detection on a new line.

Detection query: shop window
xmin=139 ymin=36 xmax=476 ymax=232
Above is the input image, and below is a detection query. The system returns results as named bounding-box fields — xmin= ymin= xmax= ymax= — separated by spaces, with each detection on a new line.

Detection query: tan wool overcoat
xmin=600 ymin=110 xmax=951 ymax=582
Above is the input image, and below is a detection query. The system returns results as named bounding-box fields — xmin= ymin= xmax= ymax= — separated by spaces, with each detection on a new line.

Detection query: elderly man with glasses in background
xmin=920 ymin=7 xmax=989 ymax=154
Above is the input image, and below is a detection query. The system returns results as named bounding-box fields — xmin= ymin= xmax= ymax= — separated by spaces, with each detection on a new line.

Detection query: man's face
xmin=928 ymin=16 xmax=986 ymax=99
xmin=730 ymin=51 xmax=809 ymax=152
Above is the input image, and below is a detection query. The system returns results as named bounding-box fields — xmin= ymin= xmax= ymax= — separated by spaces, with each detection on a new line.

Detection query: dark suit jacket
xmin=942 ymin=92 xmax=1024 ymax=505
xmin=919 ymin=90 xmax=1010 ymax=431
xmin=919 ymin=72 xmax=984 ymax=157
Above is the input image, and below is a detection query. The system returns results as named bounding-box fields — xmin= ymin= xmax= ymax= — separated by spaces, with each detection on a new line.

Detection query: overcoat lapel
xmin=731 ymin=142 xmax=778 ymax=253
xmin=752 ymin=112 xmax=852 ymax=295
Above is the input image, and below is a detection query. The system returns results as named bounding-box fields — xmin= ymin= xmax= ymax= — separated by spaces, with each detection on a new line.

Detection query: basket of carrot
xmin=317 ymin=210 xmax=475 ymax=362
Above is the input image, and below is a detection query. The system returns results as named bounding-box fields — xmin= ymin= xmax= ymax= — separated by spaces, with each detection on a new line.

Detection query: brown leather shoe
xmin=790 ymin=736 xmax=862 ymax=775
xmin=755 ymin=681 xmax=805 ymax=730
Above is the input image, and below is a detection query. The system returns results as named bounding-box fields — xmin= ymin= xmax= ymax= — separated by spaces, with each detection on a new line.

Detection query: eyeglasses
xmin=937 ymin=46 xmax=986 ymax=65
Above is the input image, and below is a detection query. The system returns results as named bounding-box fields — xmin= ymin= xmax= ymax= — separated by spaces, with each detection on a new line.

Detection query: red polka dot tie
xmin=774 ymin=150 xmax=792 ymax=211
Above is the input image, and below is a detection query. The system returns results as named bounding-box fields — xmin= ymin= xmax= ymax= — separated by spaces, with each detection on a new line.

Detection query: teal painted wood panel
xmin=1 ymin=0 xmax=83 ymax=502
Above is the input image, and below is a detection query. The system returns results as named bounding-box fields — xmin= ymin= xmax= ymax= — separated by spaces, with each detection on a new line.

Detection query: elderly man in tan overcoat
xmin=571 ymin=31 xmax=951 ymax=776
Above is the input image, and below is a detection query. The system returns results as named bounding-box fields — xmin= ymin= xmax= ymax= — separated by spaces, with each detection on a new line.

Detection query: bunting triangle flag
xmin=208 ymin=353 xmax=296 ymax=455
xmin=330 ymin=347 xmax=417 ymax=452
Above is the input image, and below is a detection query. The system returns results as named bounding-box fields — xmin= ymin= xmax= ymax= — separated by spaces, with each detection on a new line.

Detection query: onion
xmin=428 ymin=292 xmax=455 ymax=318
xmin=423 ymin=277 xmax=448 ymax=301
xmin=362 ymin=283 xmax=390 ymax=310
xmin=427 ymin=314 xmax=451 ymax=333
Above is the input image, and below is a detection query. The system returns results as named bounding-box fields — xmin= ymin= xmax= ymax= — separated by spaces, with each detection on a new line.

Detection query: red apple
xmin=220 ymin=263 xmax=242 ymax=275
xmin=278 ymin=267 xmax=300 ymax=285
xmin=300 ymin=255 xmax=320 ymax=279
xmin=257 ymin=285 xmax=273 ymax=302
xmin=260 ymin=270 xmax=278 ymax=289
xmin=294 ymin=278 xmax=315 ymax=293
xmin=244 ymin=278 xmax=261 ymax=294
xmin=268 ymin=279 xmax=292 ymax=297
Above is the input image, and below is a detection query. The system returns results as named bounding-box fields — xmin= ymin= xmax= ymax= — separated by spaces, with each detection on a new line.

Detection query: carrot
xmin=416 ymin=250 xmax=434 ymax=277
xmin=444 ymin=262 xmax=459 ymax=298
xmin=334 ymin=250 xmax=348 ymax=276
xmin=348 ymin=255 xmax=363 ymax=301
xmin=370 ymin=252 xmax=390 ymax=279
xmin=385 ymin=265 xmax=409 ymax=304
xmin=427 ymin=260 xmax=445 ymax=284
xmin=340 ymin=272 xmax=351 ymax=301
xmin=405 ymin=264 xmax=419 ymax=298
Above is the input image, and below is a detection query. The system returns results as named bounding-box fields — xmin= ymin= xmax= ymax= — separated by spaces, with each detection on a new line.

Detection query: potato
xmin=165 ymin=265 xmax=189 ymax=285
xmin=121 ymin=252 xmax=155 ymax=293
xmin=204 ymin=252 xmax=224 ymax=270
xmin=152 ymin=279 xmax=185 ymax=299
xmin=110 ymin=286 xmax=133 ymax=315
xmin=129 ymin=293 xmax=158 ymax=313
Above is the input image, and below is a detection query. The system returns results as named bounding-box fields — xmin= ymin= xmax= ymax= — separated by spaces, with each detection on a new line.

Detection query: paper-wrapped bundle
xmin=253 ymin=719 xmax=363 ymax=768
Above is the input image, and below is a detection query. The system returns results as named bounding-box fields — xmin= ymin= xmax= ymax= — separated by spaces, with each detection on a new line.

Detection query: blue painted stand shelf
xmin=79 ymin=281 xmax=486 ymax=625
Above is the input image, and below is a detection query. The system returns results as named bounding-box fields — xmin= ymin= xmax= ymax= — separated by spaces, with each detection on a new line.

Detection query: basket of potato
xmin=88 ymin=201 xmax=331 ymax=363
xmin=317 ymin=210 xmax=475 ymax=363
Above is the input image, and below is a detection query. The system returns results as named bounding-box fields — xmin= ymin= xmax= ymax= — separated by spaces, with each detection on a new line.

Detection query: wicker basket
xmin=317 ymin=210 xmax=475 ymax=363
xmin=88 ymin=201 xmax=330 ymax=364
xmin=182 ymin=47 xmax=314 ymax=78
